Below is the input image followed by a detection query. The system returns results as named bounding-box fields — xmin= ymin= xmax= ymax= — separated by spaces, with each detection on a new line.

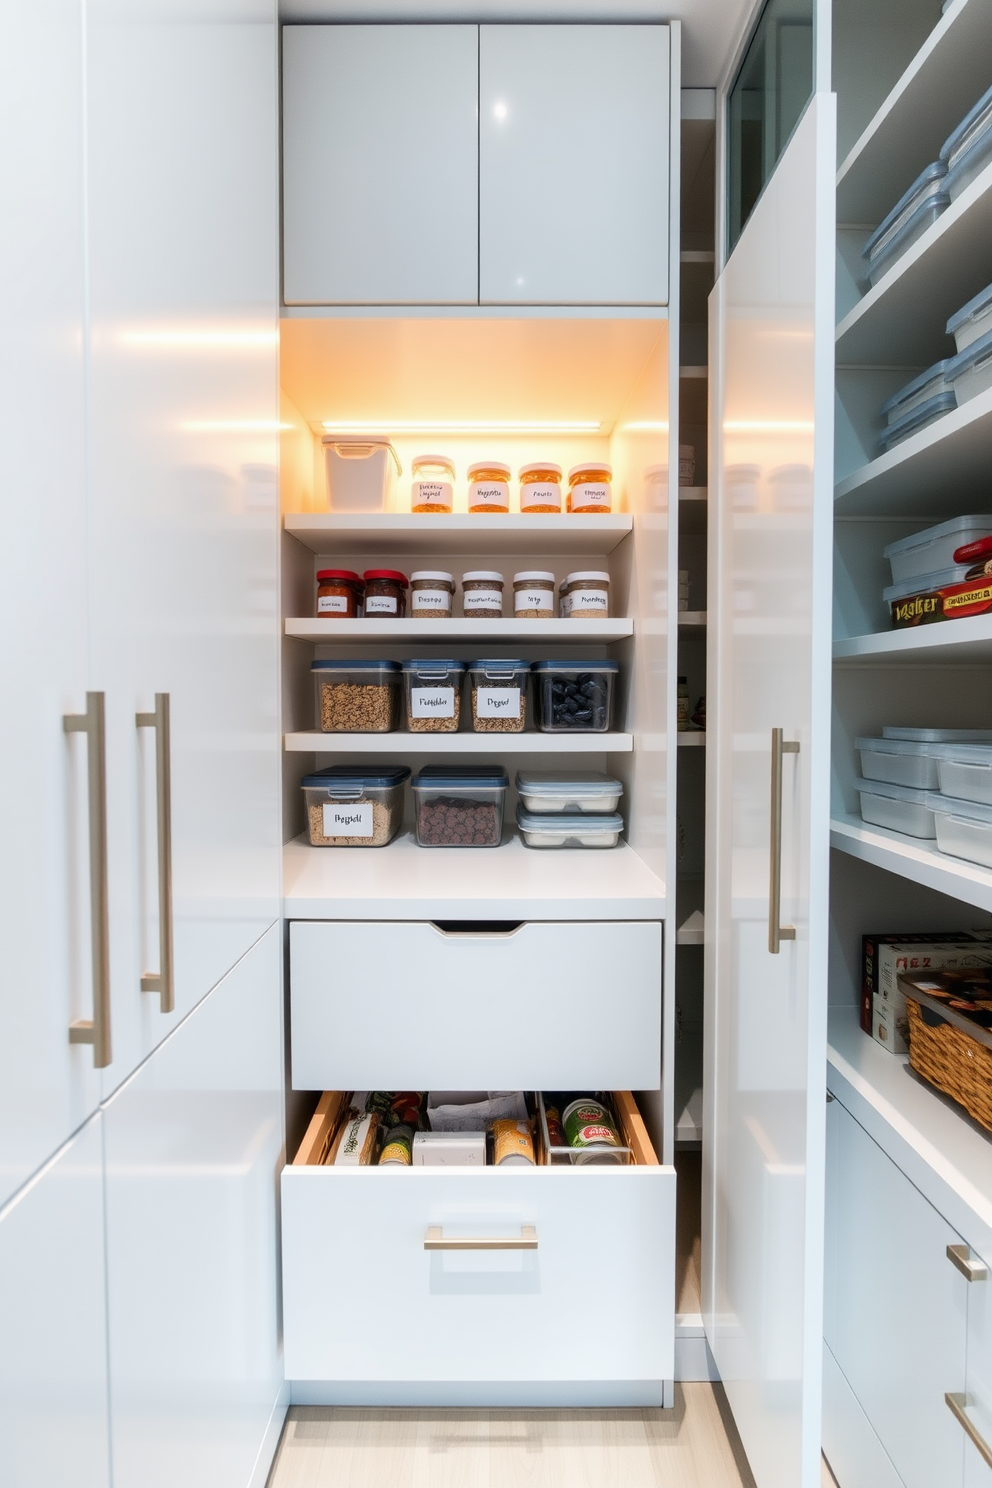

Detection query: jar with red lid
xmin=567 ymin=462 xmax=613 ymax=514
xmin=316 ymin=569 xmax=364 ymax=618
xmin=362 ymin=570 xmax=408 ymax=618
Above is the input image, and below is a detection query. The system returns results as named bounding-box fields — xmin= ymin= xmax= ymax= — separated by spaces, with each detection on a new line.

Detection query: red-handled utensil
xmin=954 ymin=534 xmax=992 ymax=564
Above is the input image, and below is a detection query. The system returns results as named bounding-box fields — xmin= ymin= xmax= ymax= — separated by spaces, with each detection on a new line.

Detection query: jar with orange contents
xmin=467 ymin=461 xmax=510 ymax=514
xmin=518 ymin=462 xmax=562 ymax=514
xmin=567 ymin=462 xmax=613 ymax=514
xmin=411 ymin=455 xmax=455 ymax=514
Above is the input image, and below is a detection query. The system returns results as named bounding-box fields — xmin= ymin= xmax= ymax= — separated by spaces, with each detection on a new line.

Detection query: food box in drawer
xmin=289 ymin=920 xmax=663 ymax=1092
xmin=281 ymin=1090 xmax=675 ymax=1393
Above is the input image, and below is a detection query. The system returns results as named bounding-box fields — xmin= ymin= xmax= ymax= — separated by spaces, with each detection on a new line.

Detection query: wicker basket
xmin=905 ymin=995 xmax=992 ymax=1133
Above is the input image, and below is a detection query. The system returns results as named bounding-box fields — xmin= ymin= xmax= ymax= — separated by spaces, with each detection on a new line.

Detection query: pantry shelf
xmin=676 ymin=910 xmax=705 ymax=946
xmin=284 ymin=512 xmax=634 ymax=557
xmin=675 ymin=1087 xmax=703 ymax=1146
xmin=831 ymin=812 xmax=992 ymax=914
xmin=836 ymin=0 xmax=992 ymax=225
xmin=286 ymin=617 xmax=634 ymax=642
xmin=282 ymin=832 xmax=666 ymax=920
xmin=677 ymin=732 xmax=706 ymax=748
xmin=833 ymin=614 xmax=992 ymax=665
xmin=679 ymin=488 xmax=707 ymax=535
xmin=284 ymin=730 xmax=634 ymax=754
xmin=678 ymin=612 xmax=707 ymax=628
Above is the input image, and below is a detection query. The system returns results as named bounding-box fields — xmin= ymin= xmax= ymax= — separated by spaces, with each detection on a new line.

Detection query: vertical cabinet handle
xmin=136 ymin=694 xmax=174 ymax=1013
xmin=947 ymin=1244 xmax=988 ymax=1282
xmin=64 ymin=693 xmax=112 ymax=1067
xmin=769 ymin=727 xmax=800 ymax=954
xmin=946 ymin=1393 xmax=992 ymax=1470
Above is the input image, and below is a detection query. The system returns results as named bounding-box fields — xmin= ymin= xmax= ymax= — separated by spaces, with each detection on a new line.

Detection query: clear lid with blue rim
xmin=467 ymin=658 xmax=531 ymax=675
xmin=879 ymin=392 xmax=956 ymax=451
xmin=311 ymin=659 xmax=401 ymax=673
xmin=926 ymin=791 xmax=992 ymax=823
xmin=412 ymin=765 xmax=508 ymax=790
xmin=881 ymin=360 xmax=953 ymax=419
xmin=533 ymin=659 xmax=619 ymax=672
xmin=401 ymin=658 xmax=466 ymax=674
xmin=301 ymin=765 xmax=411 ymax=789
xmin=516 ymin=769 xmax=623 ymax=797
xmin=883 ymin=565 xmax=973 ymax=602
xmin=939 ymin=81 xmax=992 ymax=165
xmin=862 ymin=160 xmax=948 ymax=260
xmin=947 ymin=282 xmax=992 ymax=338
xmin=947 ymin=326 xmax=992 ymax=381
xmin=516 ymin=807 xmax=624 ymax=833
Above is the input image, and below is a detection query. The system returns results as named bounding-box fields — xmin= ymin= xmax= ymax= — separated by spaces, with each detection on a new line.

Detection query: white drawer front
xmin=289 ymin=920 xmax=662 ymax=1090
xmin=282 ymin=1165 xmax=675 ymax=1384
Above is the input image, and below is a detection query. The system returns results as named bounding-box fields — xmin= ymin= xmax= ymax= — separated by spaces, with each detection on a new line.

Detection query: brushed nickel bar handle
xmin=946 ymin=1393 xmax=992 ymax=1470
xmin=64 ymin=693 xmax=112 ymax=1068
xmin=769 ymin=728 xmax=800 ymax=954
xmin=136 ymin=694 xmax=174 ymax=1014
xmin=947 ymin=1243 xmax=988 ymax=1282
xmin=424 ymin=1225 xmax=538 ymax=1251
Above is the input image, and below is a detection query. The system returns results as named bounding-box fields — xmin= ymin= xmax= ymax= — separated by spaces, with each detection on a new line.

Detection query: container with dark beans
xmin=533 ymin=660 xmax=618 ymax=733
xmin=412 ymin=766 xmax=508 ymax=848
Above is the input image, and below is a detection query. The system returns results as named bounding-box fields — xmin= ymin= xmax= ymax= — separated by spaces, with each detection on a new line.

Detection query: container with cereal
xmin=401 ymin=658 xmax=466 ymax=732
xmin=302 ymin=765 xmax=409 ymax=847
xmin=412 ymin=765 xmax=508 ymax=847
xmin=467 ymin=658 xmax=530 ymax=733
xmin=312 ymin=659 xmax=402 ymax=733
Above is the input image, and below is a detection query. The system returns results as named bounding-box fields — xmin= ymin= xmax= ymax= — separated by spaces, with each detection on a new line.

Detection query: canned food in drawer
xmin=281 ymin=1090 xmax=675 ymax=1388
xmin=289 ymin=920 xmax=662 ymax=1092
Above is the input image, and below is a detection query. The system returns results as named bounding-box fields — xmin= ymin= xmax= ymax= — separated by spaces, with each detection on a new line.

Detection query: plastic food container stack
xmin=861 ymin=161 xmax=949 ymax=287
xmin=933 ymin=742 xmax=992 ymax=806
xmin=940 ymin=81 xmax=992 ymax=200
xmin=878 ymin=362 xmax=955 ymax=453
xmin=516 ymin=809 xmax=624 ymax=849
xmin=412 ymin=766 xmax=508 ymax=848
xmin=947 ymin=282 xmax=992 ymax=354
xmin=515 ymin=770 xmax=623 ymax=815
xmin=856 ymin=729 xmax=992 ymax=791
xmin=884 ymin=566 xmax=974 ymax=613
xmin=321 ymin=437 xmax=400 ymax=513
xmin=302 ymin=765 xmax=410 ymax=847
xmin=884 ymin=516 xmax=992 ymax=583
xmin=855 ymin=779 xmax=937 ymax=839
xmin=927 ymin=794 xmax=992 ymax=868
xmin=946 ymin=328 xmax=992 ymax=407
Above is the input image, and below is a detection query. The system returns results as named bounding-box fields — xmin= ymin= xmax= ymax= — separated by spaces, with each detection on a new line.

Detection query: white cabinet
xmin=103 ymin=926 xmax=284 ymax=1488
xmin=478 ymin=25 xmax=670 ymax=306
xmin=282 ymin=25 xmax=479 ymax=306
xmin=962 ymin=1260 xmax=992 ymax=1485
xmin=0 ymin=1115 xmax=110 ymax=1488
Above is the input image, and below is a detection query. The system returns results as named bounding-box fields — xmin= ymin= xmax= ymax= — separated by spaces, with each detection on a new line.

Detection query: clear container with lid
xmin=466 ymin=658 xmax=531 ymax=733
xmin=409 ymin=571 xmax=455 ymax=617
xmin=410 ymin=455 xmax=455 ymax=514
xmin=467 ymin=461 xmax=510 ymax=514
xmin=312 ymin=659 xmax=402 ymax=733
xmin=515 ymin=769 xmax=623 ymax=815
xmin=567 ymin=463 xmax=613 ymax=514
xmin=513 ymin=571 xmax=555 ymax=617
xmin=534 ymin=659 xmax=618 ymax=732
xmin=856 ymin=779 xmax=937 ymax=838
xmin=316 ymin=568 xmax=364 ymax=618
xmin=362 ymin=569 xmax=408 ymax=618
xmin=516 ymin=806 xmax=623 ymax=849
xmin=518 ymin=462 xmax=562 ymax=514
xmin=412 ymin=765 xmax=508 ymax=847
xmin=461 ymin=571 xmax=504 ymax=617
xmin=927 ymin=791 xmax=992 ymax=868
xmin=947 ymin=282 xmax=992 ymax=354
xmin=302 ymin=765 xmax=410 ymax=847
xmin=565 ymin=571 xmax=611 ymax=617
xmin=401 ymin=658 xmax=466 ymax=732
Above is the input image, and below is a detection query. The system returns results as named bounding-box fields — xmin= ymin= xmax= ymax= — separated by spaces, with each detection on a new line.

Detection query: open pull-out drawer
xmin=289 ymin=919 xmax=663 ymax=1091
xmin=281 ymin=1091 xmax=676 ymax=1398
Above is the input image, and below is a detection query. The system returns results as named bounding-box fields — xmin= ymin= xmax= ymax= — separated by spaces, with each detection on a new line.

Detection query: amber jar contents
xmin=568 ymin=463 xmax=613 ymax=514
xmin=410 ymin=571 xmax=455 ymax=617
xmin=461 ymin=571 xmax=504 ymax=617
xmin=316 ymin=569 xmax=363 ymax=618
xmin=467 ymin=461 xmax=510 ymax=514
xmin=566 ymin=570 xmax=611 ymax=617
xmin=411 ymin=455 xmax=455 ymax=514
xmin=513 ymin=571 xmax=555 ymax=617
xmin=519 ymin=462 xmax=562 ymax=514
xmin=362 ymin=569 xmax=408 ymax=618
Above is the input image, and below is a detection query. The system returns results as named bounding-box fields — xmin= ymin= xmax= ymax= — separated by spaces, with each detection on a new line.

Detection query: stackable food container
xmin=927 ymin=794 xmax=992 ymax=868
xmin=878 ymin=362 xmax=955 ymax=452
xmin=466 ymin=659 xmax=530 ymax=733
xmin=861 ymin=160 xmax=949 ymax=286
xmin=516 ymin=808 xmax=624 ymax=849
xmin=533 ymin=659 xmax=618 ymax=732
xmin=947 ymin=282 xmax=992 ymax=354
xmin=515 ymin=770 xmax=624 ymax=815
xmin=321 ymin=437 xmax=400 ymax=513
xmin=884 ymin=566 xmax=974 ymax=615
xmin=312 ymin=659 xmax=402 ymax=733
xmin=946 ymin=327 xmax=992 ymax=406
xmin=856 ymin=729 xmax=992 ymax=790
xmin=940 ymin=80 xmax=992 ymax=199
xmin=412 ymin=766 xmax=508 ymax=847
xmin=884 ymin=516 xmax=992 ymax=584
xmin=855 ymin=779 xmax=937 ymax=839
xmin=401 ymin=658 xmax=465 ymax=733
xmin=302 ymin=765 xmax=410 ymax=847
xmin=932 ymin=742 xmax=992 ymax=805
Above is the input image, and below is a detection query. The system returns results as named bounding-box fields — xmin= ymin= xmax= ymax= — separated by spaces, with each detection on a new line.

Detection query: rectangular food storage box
xmin=883 ymin=515 xmax=992 ymax=584
xmin=940 ymin=80 xmax=992 ymax=199
xmin=877 ymin=392 xmax=956 ymax=453
xmin=862 ymin=161 xmax=949 ymax=287
xmin=515 ymin=769 xmax=623 ymax=815
xmin=946 ymin=327 xmax=992 ymax=406
xmin=880 ymin=361 xmax=953 ymax=428
xmin=884 ymin=565 xmax=973 ymax=608
xmin=412 ymin=766 xmax=508 ymax=848
xmin=927 ymin=793 xmax=992 ymax=868
xmin=516 ymin=807 xmax=624 ymax=849
xmin=855 ymin=779 xmax=937 ymax=838
xmin=321 ymin=437 xmax=400 ymax=513
xmin=882 ymin=726 xmax=992 ymax=741
xmin=312 ymin=659 xmax=401 ymax=733
xmin=947 ymin=282 xmax=992 ymax=354
xmin=933 ymin=742 xmax=992 ymax=805
xmin=466 ymin=659 xmax=531 ymax=734
xmin=302 ymin=766 xmax=410 ymax=847
xmin=533 ymin=659 xmax=618 ymax=733
xmin=856 ymin=737 xmax=944 ymax=790
xmin=401 ymin=658 xmax=466 ymax=734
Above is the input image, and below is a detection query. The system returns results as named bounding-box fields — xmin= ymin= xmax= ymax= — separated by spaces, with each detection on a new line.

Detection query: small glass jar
xmin=467 ymin=461 xmax=510 ymax=514
xmin=461 ymin=571 xmax=504 ymax=617
xmin=316 ymin=568 xmax=363 ymax=618
xmin=566 ymin=570 xmax=611 ymax=617
xmin=362 ymin=569 xmax=408 ymax=618
xmin=568 ymin=462 xmax=613 ymax=514
xmin=410 ymin=570 xmax=455 ymax=617
xmin=513 ymin=571 xmax=556 ymax=618
xmin=677 ymin=676 xmax=690 ymax=731
xmin=411 ymin=455 xmax=455 ymax=514
xmin=519 ymin=462 xmax=562 ymax=514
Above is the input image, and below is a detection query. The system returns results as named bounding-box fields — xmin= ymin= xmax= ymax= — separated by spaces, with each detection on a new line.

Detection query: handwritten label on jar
xmin=476 ymin=687 xmax=521 ymax=718
xmin=411 ymin=589 xmax=451 ymax=613
xmin=411 ymin=687 xmax=455 ymax=718
xmin=322 ymin=803 xmax=373 ymax=837
xmin=570 ymin=588 xmax=609 ymax=613
xmin=571 ymin=482 xmax=611 ymax=511
xmin=520 ymin=483 xmax=561 ymax=512
xmin=514 ymin=588 xmax=553 ymax=614
xmin=464 ymin=589 xmax=502 ymax=612
xmin=468 ymin=481 xmax=509 ymax=510
xmin=413 ymin=481 xmax=452 ymax=507
xmin=365 ymin=595 xmax=398 ymax=615
xmin=317 ymin=594 xmax=349 ymax=614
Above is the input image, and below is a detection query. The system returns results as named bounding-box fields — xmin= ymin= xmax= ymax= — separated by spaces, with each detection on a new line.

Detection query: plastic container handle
xmin=327 ymin=441 xmax=402 ymax=476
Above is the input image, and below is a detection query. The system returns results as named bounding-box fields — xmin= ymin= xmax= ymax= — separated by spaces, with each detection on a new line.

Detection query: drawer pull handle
xmin=946 ymin=1393 xmax=992 ymax=1469
xmin=424 ymin=1224 xmax=538 ymax=1251
xmin=947 ymin=1244 xmax=988 ymax=1282
xmin=136 ymin=693 xmax=174 ymax=1013
xmin=769 ymin=728 xmax=800 ymax=954
xmin=64 ymin=693 xmax=112 ymax=1068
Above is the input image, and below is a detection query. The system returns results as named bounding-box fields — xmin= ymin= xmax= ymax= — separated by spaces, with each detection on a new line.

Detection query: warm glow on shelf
xmin=320 ymin=420 xmax=604 ymax=434
xmin=120 ymin=329 xmax=278 ymax=349
xmin=180 ymin=419 xmax=292 ymax=432
xmin=723 ymin=420 xmax=815 ymax=432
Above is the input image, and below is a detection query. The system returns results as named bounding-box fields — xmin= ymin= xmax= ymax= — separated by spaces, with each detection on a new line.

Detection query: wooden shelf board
xmin=284 ymin=512 xmax=633 ymax=556
xmin=285 ymin=731 xmax=633 ymax=754
xmin=834 ymin=615 xmax=992 ymax=665
xmin=830 ymin=812 xmax=992 ymax=913
xmin=286 ymin=617 xmax=633 ymax=642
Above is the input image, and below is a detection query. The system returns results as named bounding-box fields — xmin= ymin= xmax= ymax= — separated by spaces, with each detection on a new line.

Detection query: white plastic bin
xmin=881 ymin=362 xmax=953 ymax=427
xmin=878 ymin=393 xmax=955 ymax=452
xmin=516 ymin=807 xmax=624 ymax=849
xmin=883 ymin=565 xmax=973 ymax=608
xmin=934 ymin=743 xmax=992 ymax=805
xmin=928 ymin=793 xmax=992 ymax=868
xmin=947 ymin=282 xmax=992 ymax=354
xmin=946 ymin=327 xmax=992 ymax=406
xmin=322 ymin=437 xmax=400 ymax=513
xmin=515 ymin=770 xmax=623 ymax=815
xmin=862 ymin=161 xmax=949 ymax=286
xmin=884 ymin=515 xmax=992 ymax=584
xmin=856 ymin=737 xmax=943 ymax=791
xmin=855 ymin=779 xmax=937 ymax=838
xmin=940 ymin=82 xmax=992 ymax=200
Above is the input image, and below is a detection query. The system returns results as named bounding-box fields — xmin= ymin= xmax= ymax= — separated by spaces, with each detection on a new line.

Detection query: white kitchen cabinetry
xmin=964 ymin=1271 xmax=992 ymax=1485
xmin=103 ymin=926 xmax=284 ymax=1488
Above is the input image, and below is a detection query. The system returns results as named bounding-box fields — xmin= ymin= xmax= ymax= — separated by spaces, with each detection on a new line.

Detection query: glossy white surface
xmin=285 ymin=730 xmax=634 ymax=754
xmin=704 ymin=99 xmax=835 ymax=1488
xmin=104 ymin=926 xmax=284 ymax=1488
xmin=289 ymin=919 xmax=662 ymax=1089
xmin=965 ymin=1270 xmax=992 ymax=1486
xmin=821 ymin=1341 xmax=904 ymax=1488
xmin=284 ymin=512 xmax=635 ymax=555
xmin=282 ymin=25 xmax=478 ymax=305
xmin=478 ymin=25 xmax=670 ymax=305
xmin=0 ymin=1116 xmax=109 ymax=1488
xmin=287 ymin=617 xmax=634 ymax=640
xmin=85 ymin=0 xmax=281 ymax=1097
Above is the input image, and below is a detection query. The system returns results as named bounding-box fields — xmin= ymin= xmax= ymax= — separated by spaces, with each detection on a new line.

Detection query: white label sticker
xmin=571 ymin=481 xmax=611 ymax=510
xmin=476 ymin=686 xmax=521 ymax=718
xmin=365 ymin=594 xmax=398 ymax=615
xmin=569 ymin=588 xmax=609 ymax=613
xmin=411 ymin=686 xmax=455 ymax=718
xmin=411 ymin=589 xmax=451 ymax=613
xmin=322 ymin=802 xmax=373 ymax=837
xmin=514 ymin=588 xmax=554 ymax=614
xmin=317 ymin=593 xmax=349 ymax=614
xmin=464 ymin=589 xmax=502 ymax=612
xmin=520 ymin=482 xmax=561 ymax=511
xmin=468 ymin=480 xmax=509 ymax=510
xmin=412 ymin=480 xmax=452 ymax=507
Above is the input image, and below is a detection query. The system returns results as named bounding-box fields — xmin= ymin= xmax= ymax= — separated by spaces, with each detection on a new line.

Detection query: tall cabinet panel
xmin=104 ymin=925 xmax=284 ymax=1488
xmin=704 ymin=97 xmax=835 ymax=1488
xmin=84 ymin=0 xmax=281 ymax=1096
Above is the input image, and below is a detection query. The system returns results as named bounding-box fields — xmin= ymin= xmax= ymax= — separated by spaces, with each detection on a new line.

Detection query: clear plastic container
xmin=855 ymin=779 xmax=937 ymax=838
xmin=883 ymin=565 xmax=974 ymax=606
xmin=467 ymin=462 xmax=510 ymax=514
xmin=881 ymin=361 xmax=953 ymax=427
xmin=322 ymin=438 xmax=401 ymax=513
xmin=515 ymin=769 xmax=623 ymax=815
xmin=878 ymin=392 xmax=956 ymax=452
xmin=565 ymin=571 xmax=611 ymax=618
xmin=567 ymin=463 xmax=613 ymax=514
xmin=533 ymin=659 xmax=618 ymax=733
xmin=933 ymin=742 xmax=992 ymax=805
xmin=410 ymin=455 xmax=455 ymax=514
xmin=862 ymin=161 xmax=950 ymax=286
xmin=927 ymin=792 xmax=992 ymax=867
xmin=940 ymin=81 xmax=992 ymax=199
xmin=312 ymin=659 xmax=402 ymax=733
xmin=947 ymin=282 xmax=992 ymax=353
xmin=883 ymin=726 xmax=992 ymax=741
xmin=884 ymin=515 xmax=992 ymax=584
xmin=466 ymin=658 xmax=530 ymax=733
xmin=401 ymin=658 xmax=465 ymax=733
xmin=946 ymin=327 xmax=992 ymax=405
xmin=518 ymin=463 xmax=562 ymax=514
xmin=516 ymin=806 xmax=623 ymax=848
xmin=412 ymin=766 xmax=508 ymax=847
xmin=409 ymin=571 xmax=454 ymax=617
xmin=302 ymin=765 xmax=410 ymax=847
xmin=856 ymin=736 xmax=944 ymax=790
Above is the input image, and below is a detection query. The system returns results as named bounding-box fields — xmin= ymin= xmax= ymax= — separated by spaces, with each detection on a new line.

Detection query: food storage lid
xmin=467 ymin=658 xmax=530 ymax=673
xmin=862 ymin=160 xmax=948 ymax=260
xmin=883 ymin=565 xmax=973 ymax=602
xmin=409 ymin=570 xmax=454 ymax=582
xmin=880 ymin=360 xmax=953 ymax=420
xmin=856 ymin=778 xmax=932 ymax=803
xmin=311 ymin=659 xmax=401 ymax=672
xmin=467 ymin=461 xmax=510 ymax=478
xmin=926 ymin=791 xmax=992 ymax=823
xmin=316 ymin=568 xmax=363 ymax=584
xmin=513 ymin=571 xmax=555 ymax=582
xmin=884 ymin=514 xmax=992 ymax=560
xmin=939 ymin=80 xmax=992 ymax=165
xmin=301 ymin=764 xmax=411 ymax=789
xmin=321 ymin=436 xmax=402 ymax=474
xmin=516 ymin=806 xmax=623 ymax=833
xmin=568 ymin=463 xmax=613 ymax=480
xmin=878 ymin=393 xmax=956 ymax=451
xmin=519 ymin=462 xmax=562 ymax=478
xmin=533 ymin=659 xmax=619 ymax=672
xmin=401 ymin=657 xmax=466 ymax=673
xmin=565 ymin=570 xmax=611 ymax=583
xmin=462 ymin=571 xmax=504 ymax=582
xmin=947 ymin=282 xmax=992 ymax=338
xmin=412 ymin=454 xmax=455 ymax=473
xmin=412 ymin=765 xmax=508 ymax=789
xmin=856 ymin=735 xmax=946 ymax=757
xmin=882 ymin=726 xmax=992 ymax=742
xmin=927 ymin=742 xmax=992 ymax=763
xmin=516 ymin=769 xmax=623 ymax=798
xmin=947 ymin=326 xmax=992 ymax=382
xmin=363 ymin=569 xmax=408 ymax=586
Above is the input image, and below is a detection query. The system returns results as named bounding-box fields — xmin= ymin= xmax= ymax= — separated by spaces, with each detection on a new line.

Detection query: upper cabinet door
xmin=283 ymin=25 xmax=479 ymax=305
xmin=479 ymin=25 xmax=670 ymax=306
xmin=704 ymin=95 xmax=835 ymax=1488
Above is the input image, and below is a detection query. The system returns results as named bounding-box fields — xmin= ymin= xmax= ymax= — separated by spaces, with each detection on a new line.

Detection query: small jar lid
xmin=467 ymin=461 xmax=511 ymax=478
xmin=462 ymin=570 xmax=504 ymax=583
xmin=363 ymin=569 xmax=409 ymax=586
xmin=410 ymin=570 xmax=455 ymax=583
xmin=566 ymin=570 xmax=611 ymax=583
xmin=412 ymin=454 xmax=455 ymax=473
xmin=316 ymin=568 xmax=362 ymax=584
xmin=513 ymin=570 xmax=556 ymax=583
xmin=568 ymin=462 xmax=613 ymax=481
xmin=519 ymin=462 xmax=562 ymax=478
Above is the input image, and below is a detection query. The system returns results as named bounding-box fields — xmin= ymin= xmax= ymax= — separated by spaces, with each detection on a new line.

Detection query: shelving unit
xmin=835 ymin=384 xmax=992 ymax=512
xmin=286 ymin=617 xmax=633 ymax=642
xmin=285 ymin=730 xmax=634 ymax=754
xmin=284 ymin=512 xmax=634 ymax=556
xmin=834 ymin=614 xmax=992 ymax=664
xmin=831 ymin=814 xmax=992 ymax=915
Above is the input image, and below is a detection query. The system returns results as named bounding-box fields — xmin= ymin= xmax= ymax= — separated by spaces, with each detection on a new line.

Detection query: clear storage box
xmin=862 ymin=161 xmax=949 ymax=286
xmin=302 ymin=765 xmax=410 ymax=847
xmin=533 ymin=660 xmax=618 ymax=733
xmin=883 ymin=565 xmax=974 ymax=608
xmin=855 ymin=779 xmax=937 ymax=838
xmin=515 ymin=769 xmax=623 ymax=815
xmin=516 ymin=807 xmax=623 ymax=849
xmin=401 ymin=659 xmax=465 ymax=734
xmin=940 ymin=81 xmax=992 ymax=199
xmin=946 ymin=327 xmax=992 ymax=406
xmin=934 ymin=742 xmax=992 ymax=805
xmin=947 ymin=282 xmax=992 ymax=353
xmin=881 ymin=361 xmax=953 ymax=428
xmin=312 ymin=659 xmax=401 ymax=733
xmin=856 ymin=736 xmax=944 ymax=791
xmin=884 ymin=515 xmax=992 ymax=584
xmin=466 ymin=659 xmax=530 ymax=733
xmin=878 ymin=392 xmax=955 ymax=452
xmin=927 ymin=793 xmax=992 ymax=868
xmin=412 ymin=766 xmax=508 ymax=847
xmin=321 ymin=438 xmax=400 ymax=513
xmin=882 ymin=726 xmax=992 ymax=741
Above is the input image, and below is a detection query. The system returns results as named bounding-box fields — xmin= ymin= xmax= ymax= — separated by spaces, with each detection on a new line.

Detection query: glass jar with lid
xmin=519 ymin=462 xmax=562 ymax=514
xmin=411 ymin=455 xmax=455 ymax=514
xmin=362 ymin=569 xmax=408 ymax=618
xmin=567 ymin=462 xmax=613 ymax=514
xmin=461 ymin=571 xmax=504 ymax=617
xmin=559 ymin=579 xmax=571 ymax=617
xmin=513 ymin=571 xmax=556 ymax=617
xmin=467 ymin=461 xmax=510 ymax=514
xmin=316 ymin=568 xmax=364 ymax=618
xmin=410 ymin=571 xmax=455 ymax=617
xmin=565 ymin=571 xmax=611 ymax=617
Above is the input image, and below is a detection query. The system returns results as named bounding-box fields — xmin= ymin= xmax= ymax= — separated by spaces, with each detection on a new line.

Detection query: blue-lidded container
xmin=467 ymin=658 xmax=531 ymax=733
xmin=878 ymin=391 xmax=956 ymax=453
xmin=947 ymin=281 xmax=992 ymax=353
xmin=401 ymin=658 xmax=466 ymax=733
xmin=411 ymin=765 xmax=508 ymax=848
xmin=940 ymin=81 xmax=992 ymax=199
xmin=946 ymin=326 xmax=992 ymax=406
xmin=302 ymin=765 xmax=410 ymax=847
xmin=862 ymin=160 xmax=949 ymax=286
xmin=880 ymin=361 xmax=953 ymax=427
xmin=311 ymin=659 xmax=402 ymax=733
xmin=516 ymin=806 xmax=624 ymax=849
xmin=533 ymin=659 xmax=619 ymax=732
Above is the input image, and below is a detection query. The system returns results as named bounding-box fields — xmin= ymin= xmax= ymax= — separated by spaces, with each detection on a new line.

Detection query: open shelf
xmin=677 ymin=732 xmax=706 ymax=748
xmin=678 ymin=487 xmax=707 ymax=536
xmin=675 ymin=1086 xmax=703 ymax=1146
xmin=831 ymin=812 xmax=992 ymax=914
xmin=676 ymin=909 xmax=705 ymax=946
xmin=286 ymin=617 xmax=633 ymax=642
xmin=836 ymin=0 xmax=992 ymax=225
xmin=284 ymin=512 xmax=634 ymax=557
xmin=834 ymin=614 xmax=992 ymax=665
xmin=285 ymin=730 xmax=633 ymax=754
xmin=678 ymin=611 xmax=707 ymax=628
